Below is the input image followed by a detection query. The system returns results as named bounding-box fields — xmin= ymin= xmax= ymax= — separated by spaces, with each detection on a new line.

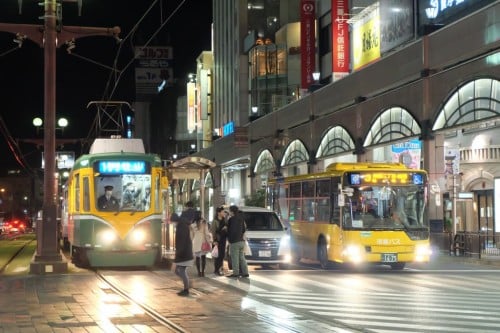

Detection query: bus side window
xmin=331 ymin=193 xmax=341 ymax=225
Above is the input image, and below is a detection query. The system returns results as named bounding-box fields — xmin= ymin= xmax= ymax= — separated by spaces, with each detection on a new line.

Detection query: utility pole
xmin=0 ymin=0 xmax=120 ymax=274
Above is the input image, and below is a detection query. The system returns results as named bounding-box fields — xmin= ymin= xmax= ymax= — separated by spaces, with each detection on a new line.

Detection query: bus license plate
xmin=381 ymin=253 xmax=397 ymax=262
xmin=259 ymin=250 xmax=271 ymax=257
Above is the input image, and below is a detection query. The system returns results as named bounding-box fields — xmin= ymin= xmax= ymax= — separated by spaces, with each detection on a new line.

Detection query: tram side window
xmin=83 ymin=177 xmax=90 ymax=211
xmin=75 ymin=173 xmax=80 ymax=212
xmin=154 ymin=176 xmax=160 ymax=211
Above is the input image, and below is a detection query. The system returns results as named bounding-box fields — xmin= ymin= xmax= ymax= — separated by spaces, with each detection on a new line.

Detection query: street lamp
xmin=312 ymin=72 xmax=320 ymax=82
xmin=33 ymin=117 xmax=68 ymax=133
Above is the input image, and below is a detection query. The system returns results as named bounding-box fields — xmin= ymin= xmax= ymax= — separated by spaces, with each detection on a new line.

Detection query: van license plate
xmin=259 ymin=250 xmax=271 ymax=257
xmin=381 ymin=253 xmax=397 ymax=262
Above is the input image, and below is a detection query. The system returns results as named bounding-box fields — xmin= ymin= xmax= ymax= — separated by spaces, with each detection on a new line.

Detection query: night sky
xmin=0 ymin=0 xmax=212 ymax=173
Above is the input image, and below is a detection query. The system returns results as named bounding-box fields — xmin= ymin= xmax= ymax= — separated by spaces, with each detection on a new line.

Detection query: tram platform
xmin=0 ymin=254 xmax=499 ymax=332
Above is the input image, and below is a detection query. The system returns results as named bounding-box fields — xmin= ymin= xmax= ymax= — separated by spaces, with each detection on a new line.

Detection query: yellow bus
xmin=266 ymin=162 xmax=431 ymax=270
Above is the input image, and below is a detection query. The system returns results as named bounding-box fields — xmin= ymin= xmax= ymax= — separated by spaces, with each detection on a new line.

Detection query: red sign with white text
xmin=332 ymin=0 xmax=350 ymax=81
xmin=300 ymin=0 xmax=316 ymax=89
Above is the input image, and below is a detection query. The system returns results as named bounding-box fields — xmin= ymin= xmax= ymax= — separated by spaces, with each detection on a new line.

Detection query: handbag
xmin=211 ymin=245 xmax=219 ymax=258
xmin=243 ymin=233 xmax=251 ymax=256
xmin=201 ymin=223 xmax=212 ymax=252
xmin=202 ymin=241 xmax=212 ymax=252
xmin=244 ymin=239 xmax=252 ymax=256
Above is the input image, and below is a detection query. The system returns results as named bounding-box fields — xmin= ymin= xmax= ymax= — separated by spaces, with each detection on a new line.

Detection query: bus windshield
xmin=343 ymin=185 xmax=426 ymax=230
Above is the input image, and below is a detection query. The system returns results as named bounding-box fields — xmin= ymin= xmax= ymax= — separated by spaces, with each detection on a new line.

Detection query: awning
xmin=168 ymin=156 xmax=216 ymax=180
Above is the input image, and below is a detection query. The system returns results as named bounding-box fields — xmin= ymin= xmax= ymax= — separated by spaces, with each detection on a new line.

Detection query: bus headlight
xmin=415 ymin=244 xmax=432 ymax=261
xmin=343 ymin=245 xmax=363 ymax=263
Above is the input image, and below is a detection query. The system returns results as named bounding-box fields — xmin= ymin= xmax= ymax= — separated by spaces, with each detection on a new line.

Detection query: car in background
xmin=3 ymin=218 xmax=26 ymax=234
xmin=227 ymin=206 xmax=292 ymax=269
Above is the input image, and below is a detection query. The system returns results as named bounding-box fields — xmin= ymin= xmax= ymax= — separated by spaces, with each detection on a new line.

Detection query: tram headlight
xmin=343 ymin=245 xmax=363 ymax=263
xmin=131 ymin=229 xmax=146 ymax=243
xmin=97 ymin=230 xmax=117 ymax=246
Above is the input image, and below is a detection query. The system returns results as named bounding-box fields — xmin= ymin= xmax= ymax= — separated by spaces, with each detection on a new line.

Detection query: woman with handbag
xmin=191 ymin=216 xmax=212 ymax=277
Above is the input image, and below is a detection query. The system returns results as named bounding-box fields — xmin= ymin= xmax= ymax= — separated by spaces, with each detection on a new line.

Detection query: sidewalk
xmin=1 ymin=254 xmax=499 ymax=333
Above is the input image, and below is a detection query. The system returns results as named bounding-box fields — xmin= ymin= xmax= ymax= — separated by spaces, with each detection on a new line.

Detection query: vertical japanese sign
xmin=300 ymin=0 xmax=316 ymax=89
xmin=331 ymin=0 xmax=350 ymax=81
xmin=187 ymin=81 xmax=196 ymax=133
xmin=134 ymin=46 xmax=173 ymax=101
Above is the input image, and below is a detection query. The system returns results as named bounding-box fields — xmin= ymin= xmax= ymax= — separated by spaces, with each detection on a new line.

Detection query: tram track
xmin=0 ymin=234 xmax=36 ymax=274
xmin=95 ymin=269 xmax=319 ymax=332
xmin=95 ymin=270 xmax=188 ymax=332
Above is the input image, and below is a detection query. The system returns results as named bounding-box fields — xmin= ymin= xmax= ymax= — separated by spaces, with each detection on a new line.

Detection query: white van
xmin=230 ymin=206 xmax=292 ymax=269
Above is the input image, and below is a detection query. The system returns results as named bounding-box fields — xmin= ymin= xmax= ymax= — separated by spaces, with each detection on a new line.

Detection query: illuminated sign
xmin=300 ymin=0 xmax=316 ymax=88
xmin=425 ymin=0 xmax=466 ymax=19
xmin=223 ymin=121 xmax=235 ymax=136
xmin=331 ymin=0 xmax=350 ymax=81
xmin=352 ymin=3 xmax=380 ymax=70
xmin=97 ymin=161 xmax=147 ymax=174
xmin=187 ymin=81 xmax=197 ymax=133
xmin=347 ymin=172 xmax=426 ymax=185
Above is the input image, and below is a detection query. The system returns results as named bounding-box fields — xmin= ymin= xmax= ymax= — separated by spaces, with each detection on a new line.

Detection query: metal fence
xmin=430 ymin=232 xmax=500 ymax=258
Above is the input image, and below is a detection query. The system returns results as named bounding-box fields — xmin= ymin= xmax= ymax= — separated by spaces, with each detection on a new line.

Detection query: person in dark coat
xmin=173 ymin=214 xmax=194 ymax=296
xmin=211 ymin=206 xmax=228 ymax=275
xmin=178 ymin=201 xmax=198 ymax=224
xmin=226 ymin=205 xmax=249 ymax=278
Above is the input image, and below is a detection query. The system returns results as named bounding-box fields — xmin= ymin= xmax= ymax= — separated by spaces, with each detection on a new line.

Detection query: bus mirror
xmin=338 ymin=194 xmax=345 ymax=207
xmin=343 ymin=187 xmax=354 ymax=197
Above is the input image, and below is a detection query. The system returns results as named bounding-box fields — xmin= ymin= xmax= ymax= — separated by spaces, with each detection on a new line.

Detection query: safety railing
xmin=430 ymin=232 xmax=500 ymax=258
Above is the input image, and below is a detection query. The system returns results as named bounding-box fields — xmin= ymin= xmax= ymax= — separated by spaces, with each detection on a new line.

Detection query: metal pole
xmin=453 ymin=174 xmax=457 ymax=237
xmin=0 ymin=1 xmax=120 ymax=274
xmin=30 ymin=0 xmax=66 ymax=274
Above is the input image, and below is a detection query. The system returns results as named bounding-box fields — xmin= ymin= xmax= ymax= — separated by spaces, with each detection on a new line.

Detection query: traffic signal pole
xmin=0 ymin=0 xmax=120 ymax=274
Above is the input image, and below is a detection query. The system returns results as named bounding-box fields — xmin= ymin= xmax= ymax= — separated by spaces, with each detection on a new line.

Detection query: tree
xmin=244 ymin=189 xmax=266 ymax=207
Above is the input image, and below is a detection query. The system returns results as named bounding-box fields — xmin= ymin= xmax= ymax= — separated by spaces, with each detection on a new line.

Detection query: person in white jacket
xmin=191 ymin=216 xmax=212 ymax=277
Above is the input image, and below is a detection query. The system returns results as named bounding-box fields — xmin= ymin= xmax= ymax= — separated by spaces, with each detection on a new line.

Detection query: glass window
xmin=289 ymin=182 xmax=301 ymax=198
xmin=83 ymin=177 xmax=90 ymax=211
xmin=303 ymin=198 xmax=315 ymax=222
xmin=302 ymin=181 xmax=315 ymax=197
xmin=289 ymin=198 xmax=301 ymax=221
xmin=74 ymin=174 xmax=80 ymax=212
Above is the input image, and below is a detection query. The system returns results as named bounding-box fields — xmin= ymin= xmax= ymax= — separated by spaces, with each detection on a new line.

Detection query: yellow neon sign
xmin=362 ymin=173 xmax=409 ymax=184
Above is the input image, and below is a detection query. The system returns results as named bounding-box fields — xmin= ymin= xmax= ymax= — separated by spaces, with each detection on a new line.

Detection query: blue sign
xmin=97 ymin=161 xmax=146 ymax=174
xmin=223 ymin=121 xmax=235 ymax=136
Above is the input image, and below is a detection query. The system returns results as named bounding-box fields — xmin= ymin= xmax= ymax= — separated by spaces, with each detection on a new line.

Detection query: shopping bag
xmin=211 ymin=245 xmax=219 ymax=258
xmin=244 ymin=239 xmax=252 ymax=256
xmin=202 ymin=241 xmax=212 ymax=252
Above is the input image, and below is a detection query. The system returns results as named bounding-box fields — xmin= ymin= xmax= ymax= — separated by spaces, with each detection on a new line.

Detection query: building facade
xmin=186 ymin=1 xmax=499 ymax=239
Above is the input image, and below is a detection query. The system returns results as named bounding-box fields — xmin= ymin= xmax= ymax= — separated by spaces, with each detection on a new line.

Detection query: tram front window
xmin=95 ymin=175 xmax=152 ymax=212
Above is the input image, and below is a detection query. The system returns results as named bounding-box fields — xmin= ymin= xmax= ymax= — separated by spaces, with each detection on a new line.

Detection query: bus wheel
xmin=390 ymin=262 xmax=406 ymax=270
xmin=317 ymin=239 xmax=329 ymax=269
